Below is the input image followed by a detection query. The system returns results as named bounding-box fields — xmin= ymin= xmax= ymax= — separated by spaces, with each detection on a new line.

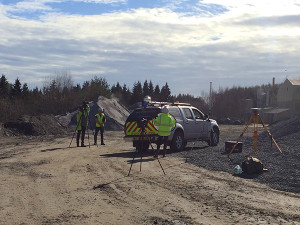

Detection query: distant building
xmin=277 ymin=78 xmax=300 ymax=116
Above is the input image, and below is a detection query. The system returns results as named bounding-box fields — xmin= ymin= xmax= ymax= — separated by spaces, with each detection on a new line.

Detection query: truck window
xmin=192 ymin=109 xmax=204 ymax=120
xmin=126 ymin=108 xmax=160 ymax=122
xmin=182 ymin=108 xmax=193 ymax=120
xmin=168 ymin=108 xmax=181 ymax=119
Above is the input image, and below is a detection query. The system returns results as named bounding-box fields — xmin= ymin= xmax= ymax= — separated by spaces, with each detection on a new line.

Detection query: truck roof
xmin=149 ymin=101 xmax=191 ymax=107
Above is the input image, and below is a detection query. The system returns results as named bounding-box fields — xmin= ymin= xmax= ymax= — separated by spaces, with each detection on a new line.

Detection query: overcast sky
xmin=1 ymin=0 xmax=300 ymax=96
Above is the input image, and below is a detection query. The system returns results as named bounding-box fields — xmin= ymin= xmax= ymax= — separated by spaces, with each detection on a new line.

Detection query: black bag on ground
xmin=242 ymin=157 xmax=264 ymax=174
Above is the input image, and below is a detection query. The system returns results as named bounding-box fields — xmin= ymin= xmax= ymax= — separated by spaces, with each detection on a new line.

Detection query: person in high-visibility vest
xmin=153 ymin=106 xmax=175 ymax=157
xmin=94 ymin=107 xmax=106 ymax=145
xmin=76 ymin=102 xmax=90 ymax=147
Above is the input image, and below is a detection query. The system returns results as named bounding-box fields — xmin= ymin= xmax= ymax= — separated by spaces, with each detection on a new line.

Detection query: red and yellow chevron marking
xmin=125 ymin=120 xmax=158 ymax=135
xmin=145 ymin=120 xmax=158 ymax=134
xmin=125 ymin=121 xmax=140 ymax=135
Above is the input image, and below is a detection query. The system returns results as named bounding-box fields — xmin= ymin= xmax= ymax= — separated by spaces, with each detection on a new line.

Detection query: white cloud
xmin=1 ymin=1 xmax=300 ymax=95
xmin=3 ymin=1 xmax=53 ymax=13
xmin=77 ymin=0 xmax=126 ymax=3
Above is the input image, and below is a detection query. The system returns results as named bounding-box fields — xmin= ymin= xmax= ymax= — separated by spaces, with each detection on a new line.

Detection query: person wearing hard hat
xmin=94 ymin=107 xmax=106 ymax=145
xmin=76 ymin=102 xmax=90 ymax=147
xmin=153 ymin=105 xmax=175 ymax=157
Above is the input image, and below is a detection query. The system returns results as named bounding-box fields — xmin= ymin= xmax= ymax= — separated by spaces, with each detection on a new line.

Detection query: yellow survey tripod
xmin=127 ymin=118 xmax=166 ymax=176
xmin=227 ymin=108 xmax=283 ymax=158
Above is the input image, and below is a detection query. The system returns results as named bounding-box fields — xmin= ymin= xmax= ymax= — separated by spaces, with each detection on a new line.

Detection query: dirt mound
xmin=58 ymin=96 xmax=129 ymax=131
xmin=2 ymin=96 xmax=129 ymax=136
xmin=3 ymin=115 xmax=68 ymax=136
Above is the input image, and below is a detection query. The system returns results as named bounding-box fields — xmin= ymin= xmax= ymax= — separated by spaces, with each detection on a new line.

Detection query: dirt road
xmin=0 ymin=131 xmax=299 ymax=225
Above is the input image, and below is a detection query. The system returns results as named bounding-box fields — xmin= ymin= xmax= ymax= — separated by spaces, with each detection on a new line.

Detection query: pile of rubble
xmin=2 ymin=96 xmax=130 ymax=136
xmin=3 ymin=115 xmax=69 ymax=136
xmin=58 ymin=96 xmax=129 ymax=131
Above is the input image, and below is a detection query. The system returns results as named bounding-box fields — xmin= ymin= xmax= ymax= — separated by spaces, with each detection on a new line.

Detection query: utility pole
xmin=209 ymin=82 xmax=212 ymax=116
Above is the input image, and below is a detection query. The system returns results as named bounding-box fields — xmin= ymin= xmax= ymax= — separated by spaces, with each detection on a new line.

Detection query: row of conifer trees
xmin=0 ymin=74 xmax=279 ymax=123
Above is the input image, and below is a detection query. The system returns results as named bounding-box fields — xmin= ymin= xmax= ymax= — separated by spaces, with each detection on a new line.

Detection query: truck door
xmin=182 ymin=108 xmax=196 ymax=139
xmin=191 ymin=108 xmax=208 ymax=139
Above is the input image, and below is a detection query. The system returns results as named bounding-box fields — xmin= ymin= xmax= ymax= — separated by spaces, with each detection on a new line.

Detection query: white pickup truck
xmin=124 ymin=102 xmax=220 ymax=152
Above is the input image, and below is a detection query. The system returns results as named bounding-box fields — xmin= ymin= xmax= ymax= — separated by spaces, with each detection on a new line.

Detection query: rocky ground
xmin=174 ymin=119 xmax=300 ymax=194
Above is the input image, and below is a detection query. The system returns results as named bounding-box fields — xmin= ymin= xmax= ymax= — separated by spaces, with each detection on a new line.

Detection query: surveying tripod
xmin=227 ymin=108 xmax=283 ymax=158
xmin=127 ymin=118 xmax=166 ymax=176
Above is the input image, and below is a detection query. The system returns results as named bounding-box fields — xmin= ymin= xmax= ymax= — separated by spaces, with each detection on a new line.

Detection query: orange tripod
xmin=227 ymin=108 xmax=283 ymax=158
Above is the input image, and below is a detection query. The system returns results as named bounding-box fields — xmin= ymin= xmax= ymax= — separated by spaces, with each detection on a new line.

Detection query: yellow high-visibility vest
xmin=76 ymin=105 xmax=90 ymax=130
xmin=153 ymin=113 xmax=175 ymax=136
xmin=95 ymin=113 xmax=105 ymax=127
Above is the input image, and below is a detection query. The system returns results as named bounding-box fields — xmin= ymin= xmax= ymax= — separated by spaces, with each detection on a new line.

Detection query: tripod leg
xmin=145 ymin=133 xmax=166 ymax=175
xmin=86 ymin=127 xmax=90 ymax=148
xmin=228 ymin=115 xmax=253 ymax=158
xmin=69 ymin=113 xmax=83 ymax=148
xmin=69 ymin=127 xmax=78 ymax=148
xmin=140 ymin=139 xmax=143 ymax=172
xmin=94 ymin=129 xmax=99 ymax=147
xmin=259 ymin=115 xmax=283 ymax=153
xmin=156 ymin=157 xmax=166 ymax=175
xmin=253 ymin=116 xmax=258 ymax=152
xmin=147 ymin=135 xmax=160 ymax=158
xmin=128 ymin=150 xmax=137 ymax=176
xmin=146 ymin=134 xmax=155 ymax=150
xmin=88 ymin=115 xmax=98 ymax=147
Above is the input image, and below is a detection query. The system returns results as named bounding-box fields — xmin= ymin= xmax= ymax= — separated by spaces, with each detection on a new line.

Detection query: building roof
xmin=263 ymin=107 xmax=290 ymax=114
xmin=288 ymin=78 xmax=300 ymax=85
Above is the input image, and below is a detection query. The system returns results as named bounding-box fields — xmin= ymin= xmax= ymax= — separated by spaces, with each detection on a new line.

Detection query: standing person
xmin=76 ymin=102 xmax=90 ymax=147
xmin=94 ymin=107 xmax=106 ymax=145
xmin=153 ymin=105 xmax=176 ymax=157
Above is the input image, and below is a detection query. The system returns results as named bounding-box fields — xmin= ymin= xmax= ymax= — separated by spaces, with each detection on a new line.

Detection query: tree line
xmin=111 ymin=80 xmax=172 ymax=106
xmin=0 ymin=73 xmax=279 ymax=123
xmin=0 ymin=74 xmax=177 ymax=122
xmin=0 ymin=74 xmax=111 ymax=122
xmin=211 ymin=84 xmax=279 ymax=120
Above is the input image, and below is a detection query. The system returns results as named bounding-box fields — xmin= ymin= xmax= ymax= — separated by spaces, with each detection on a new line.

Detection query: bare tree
xmin=43 ymin=71 xmax=74 ymax=93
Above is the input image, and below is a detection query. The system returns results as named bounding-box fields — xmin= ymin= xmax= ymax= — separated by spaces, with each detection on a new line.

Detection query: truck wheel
xmin=171 ymin=131 xmax=184 ymax=152
xmin=208 ymin=127 xmax=219 ymax=146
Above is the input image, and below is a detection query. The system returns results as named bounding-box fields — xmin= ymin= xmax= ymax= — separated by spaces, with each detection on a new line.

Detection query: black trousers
xmin=155 ymin=136 xmax=168 ymax=157
xmin=157 ymin=136 xmax=168 ymax=150
xmin=94 ymin=127 xmax=104 ymax=144
xmin=76 ymin=127 xmax=86 ymax=146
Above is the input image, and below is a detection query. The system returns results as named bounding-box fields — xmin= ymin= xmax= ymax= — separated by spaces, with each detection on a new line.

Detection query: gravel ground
xmin=2 ymin=114 xmax=299 ymax=195
xmin=172 ymin=122 xmax=300 ymax=194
